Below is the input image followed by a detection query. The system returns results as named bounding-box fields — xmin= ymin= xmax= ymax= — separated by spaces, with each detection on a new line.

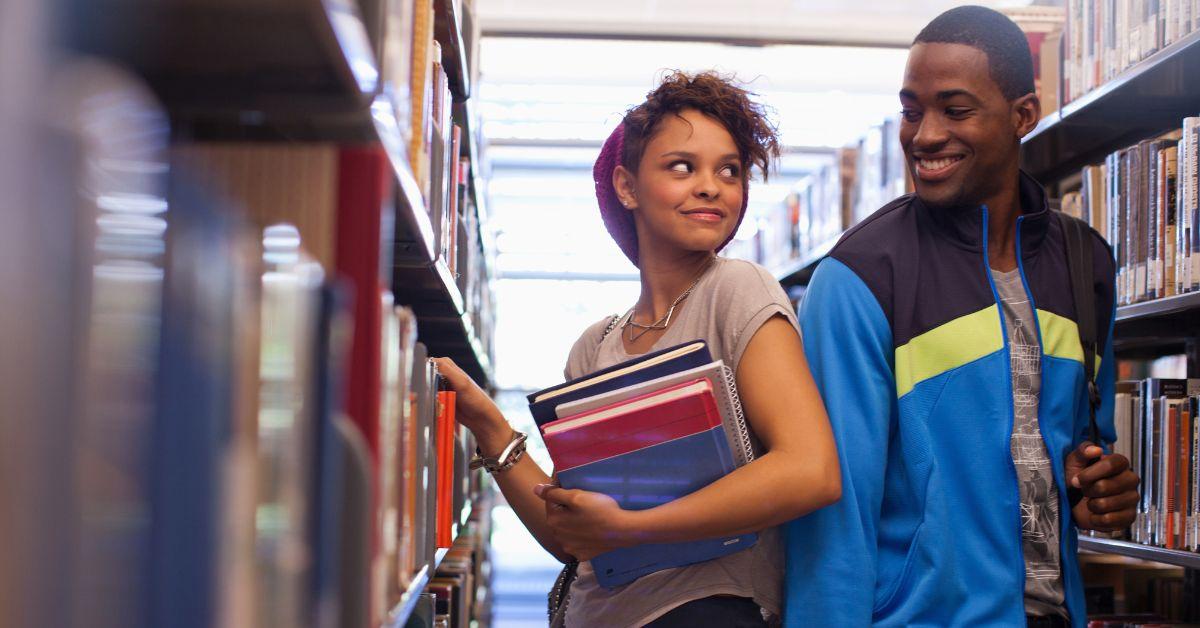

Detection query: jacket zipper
xmin=980 ymin=206 xmax=1029 ymax=618
xmin=1013 ymin=215 xmax=1078 ymax=625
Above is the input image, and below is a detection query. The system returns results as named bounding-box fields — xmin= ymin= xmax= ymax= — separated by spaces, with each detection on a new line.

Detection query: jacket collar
xmin=915 ymin=170 xmax=1051 ymax=259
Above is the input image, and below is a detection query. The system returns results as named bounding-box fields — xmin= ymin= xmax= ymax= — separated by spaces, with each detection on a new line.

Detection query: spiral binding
xmin=720 ymin=364 xmax=758 ymax=466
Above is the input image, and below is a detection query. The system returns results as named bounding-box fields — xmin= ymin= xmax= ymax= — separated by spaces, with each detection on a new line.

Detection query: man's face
xmin=899 ymin=42 xmax=1035 ymax=210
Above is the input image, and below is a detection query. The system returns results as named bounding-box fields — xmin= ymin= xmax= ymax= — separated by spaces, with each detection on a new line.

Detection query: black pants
xmin=644 ymin=596 xmax=766 ymax=627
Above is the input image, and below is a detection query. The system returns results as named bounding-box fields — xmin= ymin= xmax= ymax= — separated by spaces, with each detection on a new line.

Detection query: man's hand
xmin=1064 ymin=442 xmax=1140 ymax=532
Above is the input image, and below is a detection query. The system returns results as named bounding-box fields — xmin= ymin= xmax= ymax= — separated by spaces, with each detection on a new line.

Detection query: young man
xmin=787 ymin=7 xmax=1139 ymax=627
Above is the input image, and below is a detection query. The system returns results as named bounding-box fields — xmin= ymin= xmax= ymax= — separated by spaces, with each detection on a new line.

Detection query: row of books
xmin=24 ymin=57 xmax=494 ymax=628
xmin=427 ymin=505 xmax=494 ymax=628
xmin=528 ymin=340 xmax=759 ymax=587
xmin=171 ymin=140 xmax=495 ymax=341
xmin=1058 ymin=0 xmax=1200 ymax=105
xmin=402 ymin=0 xmax=489 ymax=281
xmin=731 ymin=114 xmax=910 ymax=273
xmin=1113 ymin=379 xmax=1200 ymax=552
xmin=1059 ymin=117 xmax=1200 ymax=305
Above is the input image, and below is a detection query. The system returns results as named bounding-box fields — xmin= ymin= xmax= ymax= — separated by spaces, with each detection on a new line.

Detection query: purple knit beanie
xmin=593 ymin=121 xmax=750 ymax=266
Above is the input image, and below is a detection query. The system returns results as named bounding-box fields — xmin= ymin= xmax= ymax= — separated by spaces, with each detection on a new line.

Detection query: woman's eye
xmin=669 ymin=161 xmax=692 ymax=173
xmin=719 ymin=165 xmax=739 ymax=178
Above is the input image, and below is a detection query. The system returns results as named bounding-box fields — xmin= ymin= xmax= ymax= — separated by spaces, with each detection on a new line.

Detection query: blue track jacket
xmin=787 ymin=172 xmax=1116 ymax=627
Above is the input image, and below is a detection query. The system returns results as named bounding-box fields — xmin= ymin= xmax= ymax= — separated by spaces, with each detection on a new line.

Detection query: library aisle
xmin=1 ymin=1 xmax=1198 ymax=627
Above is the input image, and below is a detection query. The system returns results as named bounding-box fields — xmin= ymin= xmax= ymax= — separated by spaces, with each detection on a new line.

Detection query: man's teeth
xmin=919 ymin=157 xmax=962 ymax=171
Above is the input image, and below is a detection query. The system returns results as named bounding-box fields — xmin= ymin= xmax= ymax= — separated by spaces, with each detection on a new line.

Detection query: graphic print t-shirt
xmin=992 ymin=267 xmax=1066 ymax=618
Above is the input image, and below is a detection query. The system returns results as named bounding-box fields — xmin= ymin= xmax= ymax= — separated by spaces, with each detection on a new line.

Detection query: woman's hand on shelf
xmin=535 ymin=483 xmax=638 ymax=562
xmin=432 ymin=357 xmax=511 ymax=453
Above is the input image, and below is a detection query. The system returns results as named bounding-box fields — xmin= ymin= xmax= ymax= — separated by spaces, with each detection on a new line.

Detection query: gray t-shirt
xmin=562 ymin=257 xmax=797 ymax=628
xmin=991 ymin=268 xmax=1066 ymax=618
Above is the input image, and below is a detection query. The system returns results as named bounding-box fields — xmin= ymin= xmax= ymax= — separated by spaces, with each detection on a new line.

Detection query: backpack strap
xmin=1057 ymin=211 xmax=1102 ymax=447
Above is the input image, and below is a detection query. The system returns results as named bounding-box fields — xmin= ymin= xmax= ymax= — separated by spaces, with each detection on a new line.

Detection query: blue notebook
xmin=527 ymin=340 xmax=713 ymax=428
xmin=545 ymin=379 xmax=757 ymax=588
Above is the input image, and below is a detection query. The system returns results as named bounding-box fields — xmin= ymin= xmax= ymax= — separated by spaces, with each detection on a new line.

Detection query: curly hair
xmin=620 ymin=71 xmax=781 ymax=182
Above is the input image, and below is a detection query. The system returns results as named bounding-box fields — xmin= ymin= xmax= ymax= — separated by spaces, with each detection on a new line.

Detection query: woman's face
xmin=623 ymin=109 xmax=744 ymax=261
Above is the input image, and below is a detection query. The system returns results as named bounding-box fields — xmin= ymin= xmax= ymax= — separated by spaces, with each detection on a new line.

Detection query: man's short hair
xmin=913 ymin=5 xmax=1035 ymax=101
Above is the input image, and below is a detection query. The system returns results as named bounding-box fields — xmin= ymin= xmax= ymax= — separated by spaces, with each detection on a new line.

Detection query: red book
xmin=542 ymin=379 xmax=723 ymax=472
xmin=436 ymin=390 xmax=457 ymax=548
xmin=336 ymin=146 xmax=393 ymax=463
xmin=1166 ymin=402 xmax=1179 ymax=548
xmin=334 ymin=146 xmax=393 ymax=623
xmin=1175 ymin=402 xmax=1192 ymax=549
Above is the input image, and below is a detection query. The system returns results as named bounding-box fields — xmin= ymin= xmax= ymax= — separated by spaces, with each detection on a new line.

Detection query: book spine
xmin=1153 ymin=395 xmax=1163 ymax=545
xmin=1165 ymin=402 xmax=1178 ymax=548
xmin=1177 ymin=134 xmax=1187 ymax=295
xmin=1148 ymin=145 xmax=1160 ymax=300
xmin=1165 ymin=146 xmax=1178 ymax=296
xmin=1188 ymin=120 xmax=1200 ymax=290
xmin=1185 ymin=398 xmax=1195 ymax=549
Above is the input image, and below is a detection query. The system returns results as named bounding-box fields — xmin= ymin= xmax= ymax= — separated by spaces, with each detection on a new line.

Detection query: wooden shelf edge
xmin=1078 ymin=536 xmax=1200 ymax=569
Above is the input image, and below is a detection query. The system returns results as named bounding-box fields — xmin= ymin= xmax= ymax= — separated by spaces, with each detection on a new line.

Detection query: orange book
xmin=435 ymin=390 xmax=457 ymax=548
xmin=1166 ymin=402 xmax=1179 ymax=548
xmin=1176 ymin=402 xmax=1192 ymax=550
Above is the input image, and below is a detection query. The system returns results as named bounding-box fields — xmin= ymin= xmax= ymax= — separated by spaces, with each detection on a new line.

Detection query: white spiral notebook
xmin=553 ymin=359 xmax=761 ymax=467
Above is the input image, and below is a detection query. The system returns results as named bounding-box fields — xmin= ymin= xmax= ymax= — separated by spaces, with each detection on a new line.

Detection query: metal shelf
xmin=1021 ymin=29 xmax=1200 ymax=182
xmin=1112 ymin=291 xmax=1200 ymax=361
xmin=68 ymin=0 xmax=379 ymax=115
xmin=1116 ymin=291 xmax=1200 ymax=324
xmin=386 ymin=563 xmax=433 ymax=628
xmin=774 ymin=234 xmax=840 ymax=287
xmin=1078 ymin=536 xmax=1200 ymax=570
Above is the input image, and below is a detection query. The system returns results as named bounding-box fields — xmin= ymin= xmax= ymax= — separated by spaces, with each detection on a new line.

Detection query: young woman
xmin=435 ymin=71 xmax=840 ymax=627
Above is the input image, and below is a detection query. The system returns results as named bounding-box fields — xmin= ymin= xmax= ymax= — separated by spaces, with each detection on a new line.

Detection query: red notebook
xmin=543 ymin=379 xmax=725 ymax=472
xmin=435 ymin=390 xmax=457 ymax=548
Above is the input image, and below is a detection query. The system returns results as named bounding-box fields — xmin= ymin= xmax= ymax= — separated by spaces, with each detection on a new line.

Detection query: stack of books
xmin=526 ymin=340 xmax=760 ymax=588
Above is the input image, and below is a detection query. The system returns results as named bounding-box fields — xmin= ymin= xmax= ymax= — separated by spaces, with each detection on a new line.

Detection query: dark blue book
xmin=527 ymin=340 xmax=712 ymax=429
xmin=150 ymin=177 xmax=238 ymax=628
xmin=544 ymin=379 xmax=756 ymax=588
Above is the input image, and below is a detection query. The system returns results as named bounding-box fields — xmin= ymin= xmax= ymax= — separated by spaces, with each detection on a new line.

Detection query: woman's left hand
xmin=534 ymin=483 xmax=641 ymax=561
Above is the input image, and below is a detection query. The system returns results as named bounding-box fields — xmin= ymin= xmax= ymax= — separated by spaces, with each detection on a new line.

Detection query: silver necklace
xmin=622 ymin=258 xmax=715 ymax=342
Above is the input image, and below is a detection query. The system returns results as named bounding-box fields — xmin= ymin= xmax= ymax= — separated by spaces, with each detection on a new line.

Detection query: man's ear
xmin=613 ymin=165 xmax=637 ymax=210
xmin=1012 ymin=92 xmax=1041 ymax=140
